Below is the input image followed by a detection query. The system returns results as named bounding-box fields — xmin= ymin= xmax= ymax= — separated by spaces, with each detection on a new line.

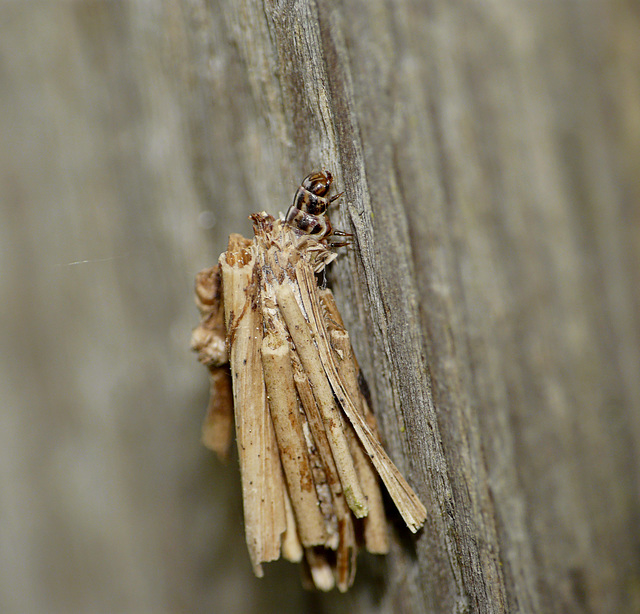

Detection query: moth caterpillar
xmin=191 ymin=171 xmax=426 ymax=591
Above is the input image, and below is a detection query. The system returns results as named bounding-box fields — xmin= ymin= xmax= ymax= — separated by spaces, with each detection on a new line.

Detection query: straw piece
xmin=191 ymin=264 xmax=234 ymax=459
xmin=330 ymin=328 xmax=389 ymax=554
xmin=296 ymin=262 xmax=427 ymax=532
xmin=276 ymin=283 xmax=369 ymax=518
xmin=281 ymin=488 xmax=304 ymax=562
xmin=220 ymin=235 xmax=286 ymax=574
xmin=262 ymin=333 xmax=327 ymax=547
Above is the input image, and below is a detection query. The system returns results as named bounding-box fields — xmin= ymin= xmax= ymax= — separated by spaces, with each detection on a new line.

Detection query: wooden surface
xmin=2 ymin=1 xmax=640 ymax=613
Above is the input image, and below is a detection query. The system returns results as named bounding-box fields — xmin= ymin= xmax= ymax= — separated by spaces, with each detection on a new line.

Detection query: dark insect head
xmin=285 ymin=170 xmax=343 ymax=240
xmin=303 ymin=170 xmax=333 ymax=196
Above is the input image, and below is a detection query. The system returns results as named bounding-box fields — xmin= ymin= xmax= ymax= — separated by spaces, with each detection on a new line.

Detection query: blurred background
xmin=0 ymin=4 xmax=305 ymax=613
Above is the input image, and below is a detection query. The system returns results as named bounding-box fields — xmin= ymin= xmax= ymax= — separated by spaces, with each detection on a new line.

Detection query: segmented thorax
xmin=285 ymin=171 xmax=339 ymax=239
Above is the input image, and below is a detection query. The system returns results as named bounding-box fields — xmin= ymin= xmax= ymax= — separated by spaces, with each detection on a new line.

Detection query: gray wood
xmin=2 ymin=1 xmax=639 ymax=613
